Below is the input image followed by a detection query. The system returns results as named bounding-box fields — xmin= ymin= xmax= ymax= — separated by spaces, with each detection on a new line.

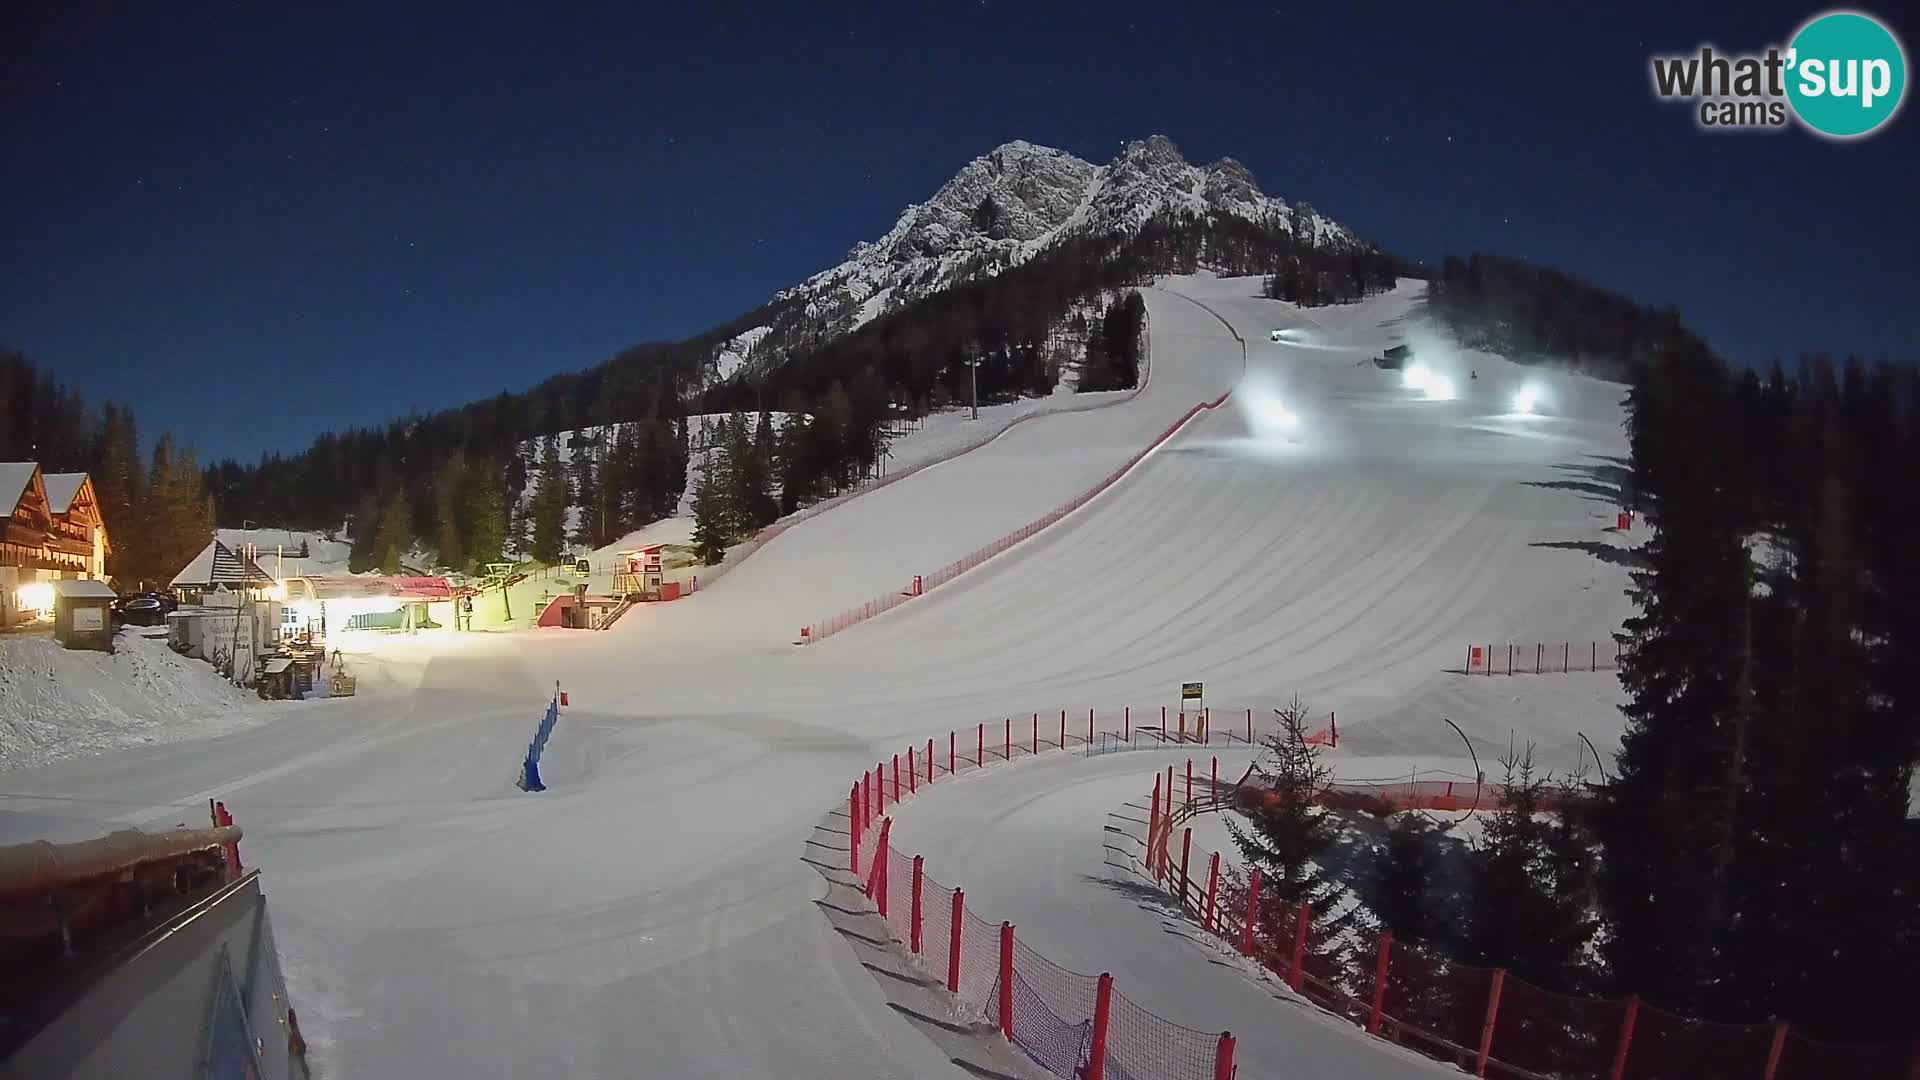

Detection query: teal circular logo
xmin=1786 ymin=11 xmax=1907 ymax=138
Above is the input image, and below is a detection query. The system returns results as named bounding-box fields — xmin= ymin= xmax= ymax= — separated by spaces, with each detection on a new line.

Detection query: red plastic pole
xmin=1507 ymin=643 xmax=1513 ymax=675
xmin=1148 ymin=776 xmax=1162 ymax=875
xmin=998 ymin=923 xmax=1015 ymax=1039
xmin=1059 ymin=708 xmax=1066 ymax=749
xmin=910 ymin=855 xmax=924 ymax=954
xmin=1087 ymin=972 xmax=1113 ymax=1080
xmin=1211 ymin=756 xmax=1218 ymax=805
xmin=1005 ymin=717 xmax=1011 ymax=760
xmin=1608 ymin=996 xmax=1639 ymax=1080
xmin=1466 ymin=644 xmax=1472 ymax=674
xmin=1762 ymin=1022 xmax=1789 ymax=1080
xmin=1487 ymin=643 xmax=1493 ymax=676
xmin=1537 ymin=643 xmax=1543 ymax=672
xmin=864 ymin=769 xmax=874 ymax=816
xmin=1241 ymin=870 xmax=1262 ymax=954
xmin=1564 ymin=641 xmax=1570 ymax=672
xmin=1088 ymin=706 xmax=1094 ymax=745
xmin=1476 ymin=969 xmax=1506 ymax=1077
xmin=1032 ymin=712 xmax=1039 ymax=755
xmin=1369 ymin=931 xmax=1393 ymax=1034
xmin=1247 ymin=708 xmax=1253 ymax=743
xmin=1289 ymin=902 xmax=1312 ymax=991
xmin=1592 ymin=641 xmax=1598 ymax=671
xmin=850 ymin=785 xmax=862 ymax=876
xmin=1186 ymin=759 xmax=1193 ymax=809
xmin=892 ymin=754 xmax=901 ymax=802
xmin=1213 ymin=1032 xmax=1236 ymax=1080
xmin=1204 ymin=852 xmax=1221 ymax=933
xmin=1124 ymin=706 xmax=1130 ymax=741
xmin=977 ymin=722 xmax=984 ymax=765
xmin=1178 ymin=710 xmax=1186 ymax=742
xmin=1179 ymin=828 xmax=1193 ymax=909
xmin=948 ymin=889 xmax=964 ymax=993
xmin=927 ymin=737 xmax=934 ymax=780
xmin=1203 ymin=706 xmax=1210 ymax=742
xmin=949 ymin=731 xmax=956 ymax=775
xmin=907 ymin=747 xmax=917 ymax=793
xmin=1330 ymin=710 xmax=1338 ymax=748
xmin=1160 ymin=705 xmax=1166 ymax=740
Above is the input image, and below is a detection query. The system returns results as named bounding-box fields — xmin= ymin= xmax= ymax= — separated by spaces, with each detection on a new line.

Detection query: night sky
xmin=4 ymin=2 xmax=1915 ymax=462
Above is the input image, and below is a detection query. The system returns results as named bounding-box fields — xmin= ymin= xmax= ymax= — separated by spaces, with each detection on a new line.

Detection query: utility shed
xmin=51 ymin=578 xmax=117 ymax=652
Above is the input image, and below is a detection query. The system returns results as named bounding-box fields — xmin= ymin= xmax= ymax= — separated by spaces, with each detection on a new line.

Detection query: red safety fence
xmin=1464 ymin=640 xmax=1622 ymax=676
xmin=846 ymin=714 xmax=1238 ymax=1080
xmin=1140 ymin=761 xmax=1920 ymax=1080
xmin=804 ymin=386 xmax=1234 ymax=644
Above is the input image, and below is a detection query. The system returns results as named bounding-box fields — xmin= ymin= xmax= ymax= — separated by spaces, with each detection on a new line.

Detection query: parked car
xmin=114 ymin=592 xmax=177 ymax=627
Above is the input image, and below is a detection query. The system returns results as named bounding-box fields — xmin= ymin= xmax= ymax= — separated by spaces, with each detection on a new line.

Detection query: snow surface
xmin=41 ymin=472 xmax=85 ymax=513
xmin=0 ymin=275 xmax=1640 ymax=1079
xmin=0 ymin=461 xmax=36 ymax=511
xmin=0 ymin=632 xmax=310 ymax=773
xmin=215 ymin=528 xmax=355 ymax=579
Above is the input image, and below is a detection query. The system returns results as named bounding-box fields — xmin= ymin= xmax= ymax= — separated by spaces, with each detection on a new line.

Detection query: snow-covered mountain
xmin=730 ymin=135 xmax=1354 ymax=365
xmin=694 ymin=136 xmax=1357 ymax=388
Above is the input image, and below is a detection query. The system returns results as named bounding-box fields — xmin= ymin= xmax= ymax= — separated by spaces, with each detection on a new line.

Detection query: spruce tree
xmin=720 ymin=412 xmax=753 ymax=537
xmin=1376 ymin=816 xmax=1443 ymax=943
xmin=1594 ymin=344 xmax=1755 ymax=1014
xmin=1226 ymin=697 xmax=1334 ymax=904
xmin=528 ymin=438 xmax=568 ymax=564
xmin=688 ymin=466 xmax=728 ymax=566
xmin=94 ymin=403 xmax=144 ymax=581
xmin=462 ymin=459 xmax=506 ymax=571
xmin=374 ymin=488 xmax=411 ymax=574
xmin=433 ymin=452 xmax=468 ymax=571
xmin=348 ymin=490 xmax=383 ymax=573
xmin=570 ymin=438 xmax=600 ymax=547
xmin=597 ymin=426 xmax=630 ymax=542
xmin=1462 ymin=747 xmax=1596 ymax=993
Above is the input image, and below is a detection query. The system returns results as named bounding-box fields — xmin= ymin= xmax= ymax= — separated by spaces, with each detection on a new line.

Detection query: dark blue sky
xmin=4 ymin=2 xmax=1915 ymax=462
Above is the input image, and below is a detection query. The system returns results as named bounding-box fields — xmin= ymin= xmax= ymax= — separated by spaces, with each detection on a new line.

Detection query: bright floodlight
xmin=1511 ymin=383 xmax=1547 ymax=415
xmin=1425 ymin=373 xmax=1456 ymax=401
xmin=1238 ymin=371 xmax=1304 ymax=442
xmin=1402 ymin=362 xmax=1430 ymax=392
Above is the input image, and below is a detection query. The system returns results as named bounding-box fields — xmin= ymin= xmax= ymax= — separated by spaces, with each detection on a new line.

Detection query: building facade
xmin=2 ymin=463 xmax=114 ymax=624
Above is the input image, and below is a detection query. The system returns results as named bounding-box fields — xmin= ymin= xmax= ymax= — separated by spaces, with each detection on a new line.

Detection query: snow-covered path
xmin=0 ymin=276 xmax=1636 ymax=1078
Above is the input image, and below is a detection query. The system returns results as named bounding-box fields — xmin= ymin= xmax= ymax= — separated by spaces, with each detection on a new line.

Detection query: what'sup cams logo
xmin=1650 ymin=9 xmax=1907 ymax=138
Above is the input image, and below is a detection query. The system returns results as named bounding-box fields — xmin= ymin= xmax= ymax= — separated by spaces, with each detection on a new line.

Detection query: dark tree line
xmin=1425 ymin=254 xmax=1702 ymax=381
xmin=2 ymin=352 xmax=214 ymax=587
xmin=1594 ymin=350 xmax=1920 ymax=1042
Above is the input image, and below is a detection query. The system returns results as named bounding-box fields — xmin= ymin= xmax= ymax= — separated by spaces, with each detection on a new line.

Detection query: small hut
xmin=51 ymin=579 xmax=117 ymax=652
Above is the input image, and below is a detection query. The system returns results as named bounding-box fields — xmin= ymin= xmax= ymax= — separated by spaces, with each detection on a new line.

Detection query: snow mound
xmin=0 ymin=633 xmax=284 ymax=772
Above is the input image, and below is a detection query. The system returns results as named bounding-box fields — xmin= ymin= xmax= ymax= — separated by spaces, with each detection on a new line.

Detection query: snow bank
xmin=0 ymin=632 xmax=289 ymax=772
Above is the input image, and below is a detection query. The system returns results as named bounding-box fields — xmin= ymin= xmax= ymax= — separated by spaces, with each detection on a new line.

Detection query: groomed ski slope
xmin=0 ymin=276 xmax=1635 ymax=1079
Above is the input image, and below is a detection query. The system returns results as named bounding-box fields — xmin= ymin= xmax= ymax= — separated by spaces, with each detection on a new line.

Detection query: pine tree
xmin=597 ymin=426 xmax=629 ymax=543
xmin=94 ymin=403 xmax=145 ymax=583
xmin=374 ymin=488 xmax=412 ymax=574
xmin=462 ymin=458 xmax=506 ymax=571
xmin=776 ymin=410 xmax=814 ymax=514
xmin=688 ymin=465 xmax=728 ymax=566
xmin=348 ymin=490 xmax=382 ymax=573
xmin=433 ymin=452 xmax=468 ymax=571
xmin=570 ymin=437 xmax=600 ymax=547
xmin=1226 ymin=697 xmax=1334 ymax=904
xmin=1376 ymin=816 xmax=1444 ymax=943
xmin=1461 ymin=747 xmax=1596 ymax=993
xmin=748 ymin=411 xmax=779 ymax=528
xmin=720 ymin=411 xmax=753 ymax=538
xmin=1594 ymin=344 xmax=1755 ymax=1014
xmin=528 ymin=438 xmax=568 ymax=564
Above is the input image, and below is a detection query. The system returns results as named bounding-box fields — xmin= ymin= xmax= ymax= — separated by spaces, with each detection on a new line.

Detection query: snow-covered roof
xmin=0 ymin=462 xmax=38 ymax=511
xmin=42 ymin=473 xmax=87 ymax=514
xmin=170 ymin=539 xmax=275 ymax=588
xmin=50 ymin=579 xmax=116 ymax=600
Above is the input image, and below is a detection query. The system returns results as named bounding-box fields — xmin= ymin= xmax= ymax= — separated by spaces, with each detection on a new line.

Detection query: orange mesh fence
xmin=1489 ymin=975 xmax=1624 ymax=1080
xmin=1005 ymin=940 xmax=1099 ymax=1078
xmin=1624 ymin=1002 xmax=1775 ymax=1079
xmin=1775 ymin=1028 xmax=1917 ymax=1080
xmin=1106 ymin=984 xmax=1225 ymax=1080
xmin=1381 ymin=936 xmax=1498 ymax=1065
